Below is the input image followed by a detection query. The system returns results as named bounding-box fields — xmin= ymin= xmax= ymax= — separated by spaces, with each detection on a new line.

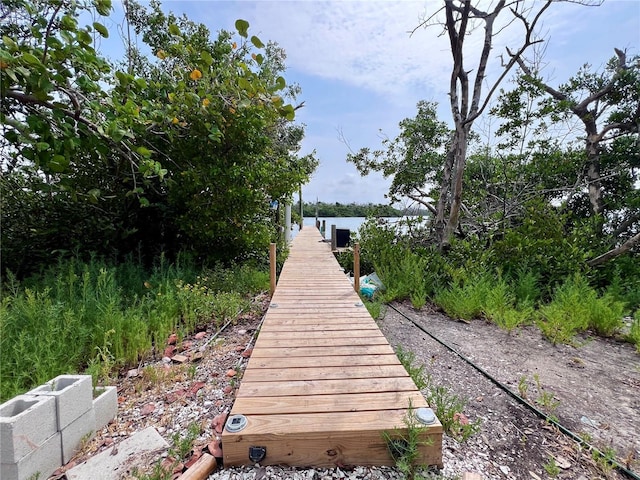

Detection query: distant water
xmin=289 ymin=217 xmax=407 ymax=240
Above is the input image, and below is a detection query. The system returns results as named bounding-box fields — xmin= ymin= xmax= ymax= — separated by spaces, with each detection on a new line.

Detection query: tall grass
xmin=0 ymin=256 xmax=269 ymax=401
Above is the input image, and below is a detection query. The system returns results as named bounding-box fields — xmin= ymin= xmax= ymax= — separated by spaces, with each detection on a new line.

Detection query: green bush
xmin=482 ymin=278 xmax=532 ymax=332
xmin=0 ymin=256 xmax=267 ymax=402
xmin=489 ymin=200 xmax=587 ymax=298
xmin=537 ymin=274 xmax=624 ymax=345
xmin=433 ymin=274 xmax=491 ymax=321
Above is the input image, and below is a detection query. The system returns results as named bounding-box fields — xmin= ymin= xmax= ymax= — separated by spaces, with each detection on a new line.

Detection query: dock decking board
xmin=221 ymin=228 xmax=442 ymax=468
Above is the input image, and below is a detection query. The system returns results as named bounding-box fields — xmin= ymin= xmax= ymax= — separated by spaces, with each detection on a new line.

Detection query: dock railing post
xmin=269 ymin=243 xmax=276 ymax=295
xmin=354 ymin=242 xmax=360 ymax=295
xmin=331 ymin=225 xmax=337 ymax=251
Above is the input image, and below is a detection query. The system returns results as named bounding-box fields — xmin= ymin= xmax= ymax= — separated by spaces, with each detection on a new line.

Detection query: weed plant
xmin=0 ymin=256 xmax=268 ymax=402
xmin=424 ymin=375 xmax=481 ymax=442
xmin=363 ymin=298 xmax=383 ymax=319
xmin=538 ymin=274 xmax=625 ymax=345
xmin=396 ymin=346 xmax=428 ymax=390
xmin=394 ymin=346 xmax=479 ymax=443
xmin=628 ymin=314 xmax=640 ymax=352
xmin=382 ymin=404 xmax=433 ymax=480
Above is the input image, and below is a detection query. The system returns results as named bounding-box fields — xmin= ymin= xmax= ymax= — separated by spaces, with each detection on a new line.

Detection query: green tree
xmin=347 ymin=101 xmax=450 ymax=218
xmin=1 ymin=0 xmax=317 ymax=275
xmin=494 ymin=51 xmax=640 ymax=267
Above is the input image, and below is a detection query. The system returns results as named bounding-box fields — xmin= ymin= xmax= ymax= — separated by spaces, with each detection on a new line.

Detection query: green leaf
xmin=93 ymin=22 xmax=109 ymax=38
xmin=139 ymin=197 xmax=150 ymax=207
xmin=201 ymin=50 xmax=213 ymax=66
xmin=235 ymin=19 xmax=249 ymax=38
xmin=77 ymin=30 xmax=92 ymax=45
xmin=238 ymin=77 xmax=252 ymax=92
xmin=21 ymin=53 xmax=41 ymax=66
xmin=255 ymin=53 xmax=264 ymax=65
xmin=36 ymin=142 xmax=50 ymax=151
xmin=275 ymin=76 xmax=286 ymax=91
xmin=169 ymin=24 xmax=181 ymax=36
xmin=48 ymin=155 xmax=69 ymax=173
xmin=93 ymin=0 xmax=112 ymax=16
xmin=136 ymin=146 xmax=152 ymax=158
xmin=2 ymin=36 xmax=18 ymax=51
xmin=279 ymin=104 xmax=295 ymax=121
xmin=88 ymin=188 xmax=101 ymax=203
xmin=250 ymin=35 xmax=264 ymax=49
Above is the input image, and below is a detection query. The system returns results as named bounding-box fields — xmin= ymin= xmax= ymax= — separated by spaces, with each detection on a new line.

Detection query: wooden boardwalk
xmin=221 ymin=227 xmax=442 ymax=468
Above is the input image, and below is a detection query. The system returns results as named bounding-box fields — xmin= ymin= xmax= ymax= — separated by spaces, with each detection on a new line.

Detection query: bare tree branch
xmin=587 ymin=232 xmax=640 ymax=267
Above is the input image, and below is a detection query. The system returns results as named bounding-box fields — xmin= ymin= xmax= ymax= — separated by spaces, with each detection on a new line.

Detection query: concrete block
xmin=61 ymin=408 xmax=96 ymax=464
xmin=0 ymin=432 xmax=61 ymax=480
xmin=0 ymin=394 xmax=57 ymax=464
xmin=29 ymin=374 xmax=92 ymax=430
xmin=66 ymin=427 xmax=169 ymax=480
xmin=93 ymin=386 xmax=117 ymax=432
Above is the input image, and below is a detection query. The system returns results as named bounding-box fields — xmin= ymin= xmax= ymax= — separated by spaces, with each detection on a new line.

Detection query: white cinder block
xmin=0 ymin=432 xmax=61 ymax=480
xmin=0 ymin=395 xmax=57 ymax=464
xmin=28 ymin=374 xmax=93 ymax=430
xmin=93 ymin=386 xmax=118 ymax=431
xmin=60 ymin=408 xmax=96 ymax=464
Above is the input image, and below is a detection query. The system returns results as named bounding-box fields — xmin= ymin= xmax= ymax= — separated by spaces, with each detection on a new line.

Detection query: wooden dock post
xmin=331 ymin=224 xmax=337 ymax=251
xmin=269 ymin=243 xmax=276 ymax=295
xmin=354 ymin=242 xmax=360 ymax=294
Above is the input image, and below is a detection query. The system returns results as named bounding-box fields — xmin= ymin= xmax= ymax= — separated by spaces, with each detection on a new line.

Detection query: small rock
xmin=162 ymin=356 xmax=172 ymax=364
xmin=190 ymin=381 xmax=206 ymax=395
xmin=453 ymin=412 xmax=469 ymax=426
xmin=140 ymin=403 xmax=155 ymax=416
xmin=226 ymin=369 xmax=237 ymax=377
xmin=195 ymin=331 xmax=207 ymax=340
xmin=171 ymin=354 xmax=189 ymax=363
xmin=238 ymin=329 xmax=247 ymax=335
xmin=208 ymin=438 xmax=223 ymax=457
xmin=212 ymin=413 xmax=228 ymax=434
xmin=554 ymin=455 xmax=571 ymax=469
xmin=241 ymin=348 xmax=253 ymax=358
xmin=164 ymin=345 xmax=176 ymax=357
xmin=167 ymin=333 xmax=178 ymax=345
xmin=191 ymin=352 xmax=204 ymax=362
xmin=499 ymin=465 xmax=510 ymax=475
xmin=127 ymin=368 xmax=139 ymax=378
xmin=223 ymin=385 xmax=234 ymax=394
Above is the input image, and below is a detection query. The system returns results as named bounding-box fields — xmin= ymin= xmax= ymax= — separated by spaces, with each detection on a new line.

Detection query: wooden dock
xmin=221 ymin=227 xmax=442 ymax=468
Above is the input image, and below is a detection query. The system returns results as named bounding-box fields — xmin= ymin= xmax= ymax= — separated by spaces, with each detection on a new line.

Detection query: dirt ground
xmin=56 ymin=295 xmax=639 ymax=480
xmin=380 ymin=300 xmax=640 ymax=479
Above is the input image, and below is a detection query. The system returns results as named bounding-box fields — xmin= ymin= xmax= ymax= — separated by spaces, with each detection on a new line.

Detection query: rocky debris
xmin=207 ymin=465 xmax=405 ymax=480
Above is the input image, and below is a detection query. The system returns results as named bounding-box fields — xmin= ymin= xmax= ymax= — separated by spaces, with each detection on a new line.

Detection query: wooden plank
xmin=249 ymin=345 xmax=395 ymax=357
xmin=222 ymin=411 xmax=442 ymax=468
xmin=237 ymin=377 xmax=418 ymax=397
xmin=230 ymin=391 xmax=428 ymax=415
xmin=246 ymin=354 xmax=401 ymax=369
xmin=259 ymin=323 xmax=380 ymax=332
xmin=257 ymin=330 xmax=385 ymax=339
xmin=224 ymin=409 xmax=438 ymax=434
xmin=254 ymin=337 xmax=389 ymax=348
xmin=241 ymin=364 xmax=410 ymax=382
